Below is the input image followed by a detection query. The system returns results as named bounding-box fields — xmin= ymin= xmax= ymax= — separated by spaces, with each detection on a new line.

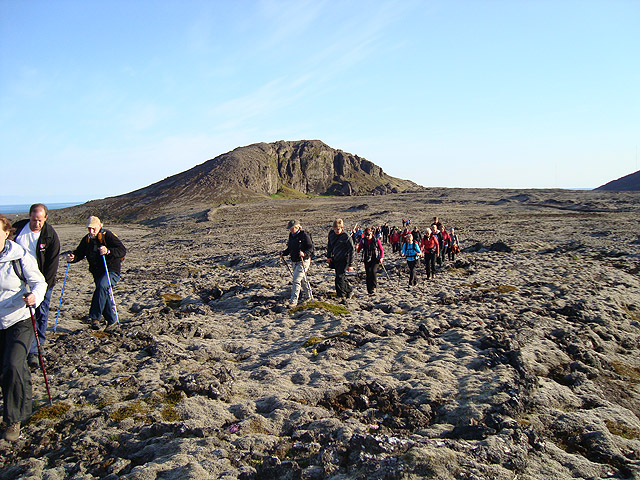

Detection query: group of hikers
xmin=0 ymin=206 xmax=125 ymax=441
xmin=281 ymin=216 xmax=461 ymax=306
xmin=1 ymin=203 xmax=460 ymax=443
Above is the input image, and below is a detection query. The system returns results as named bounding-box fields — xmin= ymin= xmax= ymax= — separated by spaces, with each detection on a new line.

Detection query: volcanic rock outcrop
xmin=57 ymin=140 xmax=421 ymax=222
xmin=595 ymin=169 xmax=640 ymax=191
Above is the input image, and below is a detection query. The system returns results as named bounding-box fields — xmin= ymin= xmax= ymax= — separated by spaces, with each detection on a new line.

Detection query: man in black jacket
xmin=326 ymin=218 xmax=354 ymax=301
xmin=68 ymin=216 xmax=126 ymax=331
xmin=13 ymin=203 xmax=60 ymax=366
xmin=280 ymin=220 xmax=314 ymax=307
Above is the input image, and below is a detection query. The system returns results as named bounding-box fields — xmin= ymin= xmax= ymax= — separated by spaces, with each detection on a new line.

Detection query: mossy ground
xmin=290 ymin=300 xmax=349 ymax=315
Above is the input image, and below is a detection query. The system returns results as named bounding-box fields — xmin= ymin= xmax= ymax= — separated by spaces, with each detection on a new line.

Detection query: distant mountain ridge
xmin=595 ymin=169 xmax=640 ymax=191
xmin=56 ymin=140 xmax=422 ymax=222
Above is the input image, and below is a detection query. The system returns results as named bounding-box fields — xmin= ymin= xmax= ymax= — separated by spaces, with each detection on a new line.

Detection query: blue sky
xmin=1 ymin=0 xmax=638 ymax=204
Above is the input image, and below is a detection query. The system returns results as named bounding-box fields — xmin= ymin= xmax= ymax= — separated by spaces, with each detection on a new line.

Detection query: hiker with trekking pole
xmin=13 ymin=203 xmax=60 ymax=368
xmin=280 ymin=220 xmax=314 ymax=307
xmin=67 ymin=216 xmax=126 ymax=332
xmin=0 ymin=214 xmax=48 ymax=442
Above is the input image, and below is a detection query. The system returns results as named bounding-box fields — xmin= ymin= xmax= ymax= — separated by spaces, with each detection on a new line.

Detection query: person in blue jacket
xmin=400 ymin=233 xmax=422 ymax=286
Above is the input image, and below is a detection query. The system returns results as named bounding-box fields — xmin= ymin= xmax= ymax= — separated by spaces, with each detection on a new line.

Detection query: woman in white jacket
xmin=0 ymin=214 xmax=46 ymax=442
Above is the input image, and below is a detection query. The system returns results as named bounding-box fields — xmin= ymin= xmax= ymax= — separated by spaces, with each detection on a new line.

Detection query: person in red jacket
xmin=420 ymin=227 xmax=439 ymax=279
xmin=439 ymin=225 xmax=451 ymax=266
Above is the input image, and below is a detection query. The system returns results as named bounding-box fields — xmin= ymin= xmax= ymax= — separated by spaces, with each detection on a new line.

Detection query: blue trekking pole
xmin=53 ymin=262 xmax=70 ymax=333
xmin=102 ymin=255 xmax=120 ymax=324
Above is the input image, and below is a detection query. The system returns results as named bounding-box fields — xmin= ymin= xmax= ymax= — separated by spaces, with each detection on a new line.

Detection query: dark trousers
xmin=407 ymin=260 xmax=418 ymax=286
xmin=364 ymin=261 xmax=379 ymax=294
xmin=90 ymin=272 xmax=120 ymax=325
xmin=424 ymin=251 xmax=437 ymax=278
xmin=1 ymin=318 xmax=34 ymax=424
xmin=29 ymin=287 xmax=52 ymax=355
xmin=333 ymin=258 xmax=352 ymax=298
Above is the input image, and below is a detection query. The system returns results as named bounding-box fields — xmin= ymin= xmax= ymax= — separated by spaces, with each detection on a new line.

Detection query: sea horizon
xmin=0 ymin=202 xmax=83 ymax=216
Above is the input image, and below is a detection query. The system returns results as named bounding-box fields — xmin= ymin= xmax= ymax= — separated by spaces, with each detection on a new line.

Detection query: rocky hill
xmin=595 ymin=169 xmax=640 ymax=191
xmin=54 ymin=140 xmax=422 ymax=223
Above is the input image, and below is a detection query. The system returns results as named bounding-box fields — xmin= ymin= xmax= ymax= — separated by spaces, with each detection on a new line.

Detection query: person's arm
xmin=104 ymin=231 xmax=126 ymax=258
xmin=377 ymin=239 xmax=384 ymax=261
xmin=68 ymin=236 xmax=88 ymax=263
xmin=42 ymin=226 xmax=60 ymax=286
xmin=21 ymin=254 xmax=47 ymax=307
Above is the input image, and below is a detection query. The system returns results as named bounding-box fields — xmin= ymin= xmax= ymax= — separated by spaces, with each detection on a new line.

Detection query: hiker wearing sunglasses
xmin=280 ymin=220 xmax=314 ymax=307
xmin=356 ymin=228 xmax=384 ymax=295
xmin=0 ymin=214 xmax=47 ymax=442
xmin=67 ymin=216 xmax=126 ymax=331
xmin=326 ymin=218 xmax=354 ymax=301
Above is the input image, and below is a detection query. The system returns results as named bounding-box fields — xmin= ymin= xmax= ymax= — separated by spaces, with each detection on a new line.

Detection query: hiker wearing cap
xmin=67 ymin=216 xmax=126 ymax=331
xmin=420 ymin=228 xmax=439 ymax=280
xmin=13 ymin=204 xmax=60 ymax=368
xmin=280 ymin=220 xmax=314 ymax=307
xmin=356 ymin=228 xmax=384 ymax=295
xmin=326 ymin=218 xmax=354 ymax=301
xmin=401 ymin=233 xmax=422 ymax=286
xmin=0 ymin=214 xmax=47 ymax=441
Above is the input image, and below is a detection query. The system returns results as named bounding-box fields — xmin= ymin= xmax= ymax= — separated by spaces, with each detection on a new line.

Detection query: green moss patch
xmin=611 ymin=361 xmax=640 ymax=383
xmin=606 ymin=420 xmax=640 ymax=440
xmin=270 ymin=186 xmax=311 ymax=199
xmin=29 ymin=402 xmax=72 ymax=423
xmin=290 ymin=300 xmax=349 ymax=315
xmin=109 ymin=400 xmax=150 ymax=423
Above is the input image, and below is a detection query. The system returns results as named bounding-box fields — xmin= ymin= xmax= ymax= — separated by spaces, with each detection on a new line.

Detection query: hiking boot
xmin=4 ymin=423 xmax=20 ymax=442
xmin=104 ymin=323 xmax=119 ymax=333
xmin=90 ymin=318 xmax=102 ymax=330
xmin=27 ymin=354 xmax=39 ymax=369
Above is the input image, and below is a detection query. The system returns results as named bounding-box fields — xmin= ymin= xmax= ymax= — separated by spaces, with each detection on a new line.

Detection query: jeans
xmin=290 ymin=259 xmax=311 ymax=304
xmin=89 ymin=272 xmax=120 ymax=325
xmin=1 ymin=318 xmax=34 ymax=424
xmin=29 ymin=287 xmax=52 ymax=355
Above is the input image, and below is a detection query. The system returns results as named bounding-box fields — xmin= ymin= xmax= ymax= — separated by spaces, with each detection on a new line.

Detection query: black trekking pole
xmin=102 ymin=255 xmax=120 ymax=325
xmin=53 ymin=262 xmax=70 ymax=333
xmin=27 ymin=302 xmax=52 ymax=405
xmin=380 ymin=262 xmax=392 ymax=283
xmin=280 ymin=255 xmax=293 ymax=277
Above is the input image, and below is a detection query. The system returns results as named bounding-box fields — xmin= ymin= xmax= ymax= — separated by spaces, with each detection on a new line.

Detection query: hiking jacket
xmin=71 ymin=229 xmax=126 ymax=277
xmin=402 ymin=242 xmax=421 ymax=262
xmin=420 ymin=235 xmax=440 ymax=255
xmin=327 ymin=230 xmax=354 ymax=266
xmin=357 ymin=237 xmax=384 ymax=264
xmin=450 ymin=233 xmax=459 ymax=246
xmin=440 ymin=230 xmax=451 ymax=247
xmin=13 ymin=219 xmax=60 ymax=288
xmin=282 ymin=229 xmax=314 ymax=262
xmin=390 ymin=232 xmax=401 ymax=244
xmin=0 ymin=240 xmax=47 ymax=330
